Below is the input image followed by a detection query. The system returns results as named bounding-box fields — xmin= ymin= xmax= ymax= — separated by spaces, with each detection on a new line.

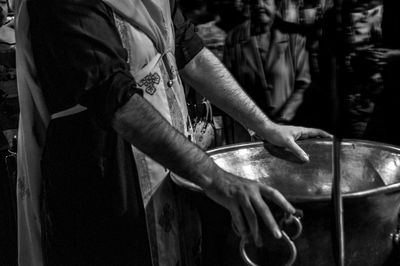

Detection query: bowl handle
xmin=239 ymin=215 xmax=302 ymax=266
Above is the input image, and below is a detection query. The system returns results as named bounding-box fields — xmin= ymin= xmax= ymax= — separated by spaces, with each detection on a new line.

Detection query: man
xmin=224 ymin=0 xmax=311 ymax=142
xmin=364 ymin=0 xmax=400 ymax=145
xmin=15 ymin=0 xmax=330 ymax=265
xmin=339 ymin=0 xmax=384 ymax=139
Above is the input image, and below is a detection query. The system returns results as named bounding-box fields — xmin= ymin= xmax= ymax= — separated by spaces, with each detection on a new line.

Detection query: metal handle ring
xmin=279 ymin=215 xmax=303 ymax=240
xmin=240 ymin=231 xmax=298 ymax=266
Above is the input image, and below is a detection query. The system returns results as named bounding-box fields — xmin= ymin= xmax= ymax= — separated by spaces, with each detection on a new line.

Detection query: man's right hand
xmin=113 ymin=94 xmax=296 ymax=247
xmin=202 ymin=168 xmax=296 ymax=247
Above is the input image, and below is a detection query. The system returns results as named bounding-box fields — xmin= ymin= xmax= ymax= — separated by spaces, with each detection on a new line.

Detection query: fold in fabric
xmin=13 ymin=0 xmax=47 ymax=265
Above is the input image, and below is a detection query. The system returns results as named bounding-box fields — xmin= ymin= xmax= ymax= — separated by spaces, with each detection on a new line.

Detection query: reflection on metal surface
xmin=172 ymin=139 xmax=400 ymax=201
xmin=171 ymin=139 xmax=400 ymax=265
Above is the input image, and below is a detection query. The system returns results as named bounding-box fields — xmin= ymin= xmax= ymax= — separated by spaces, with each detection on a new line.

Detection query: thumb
xmin=286 ymin=138 xmax=309 ymax=162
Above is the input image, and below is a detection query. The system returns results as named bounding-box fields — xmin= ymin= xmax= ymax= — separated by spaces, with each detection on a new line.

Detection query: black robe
xmin=27 ymin=0 xmax=203 ymax=265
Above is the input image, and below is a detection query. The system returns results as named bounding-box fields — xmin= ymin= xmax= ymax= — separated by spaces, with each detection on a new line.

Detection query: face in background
xmin=346 ymin=3 xmax=383 ymax=48
xmin=0 ymin=0 xmax=8 ymax=26
xmin=213 ymin=0 xmax=249 ymax=31
xmin=248 ymin=0 xmax=277 ymax=26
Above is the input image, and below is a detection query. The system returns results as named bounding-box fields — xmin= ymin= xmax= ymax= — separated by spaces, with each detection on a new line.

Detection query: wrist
xmin=189 ymin=157 xmax=223 ymax=190
xmin=254 ymin=120 xmax=280 ymax=141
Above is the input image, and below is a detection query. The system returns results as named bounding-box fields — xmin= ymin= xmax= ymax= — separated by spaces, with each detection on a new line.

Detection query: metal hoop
xmin=239 ymin=214 xmax=303 ymax=266
xmin=240 ymin=231 xmax=298 ymax=266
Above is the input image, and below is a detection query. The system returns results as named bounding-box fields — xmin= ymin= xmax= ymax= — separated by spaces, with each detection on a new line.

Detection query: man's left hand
xmin=259 ymin=124 xmax=332 ymax=162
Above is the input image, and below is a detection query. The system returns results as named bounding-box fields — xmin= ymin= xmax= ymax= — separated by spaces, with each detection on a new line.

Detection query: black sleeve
xmin=171 ymin=1 xmax=204 ymax=69
xmin=83 ymin=71 xmax=143 ymax=129
xmin=28 ymin=0 xmax=142 ymax=127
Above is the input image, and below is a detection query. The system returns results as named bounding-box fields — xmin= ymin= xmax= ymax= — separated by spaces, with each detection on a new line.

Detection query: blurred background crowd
xmin=1 ymin=0 xmax=400 ymax=264
xmin=178 ymin=0 xmax=399 ymax=149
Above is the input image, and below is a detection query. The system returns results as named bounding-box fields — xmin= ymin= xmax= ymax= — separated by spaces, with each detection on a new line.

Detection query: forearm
xmin=112 ymin=94 xmax=221 ymax=188
xmin=180 ymin=47 xmax=277 ymax=137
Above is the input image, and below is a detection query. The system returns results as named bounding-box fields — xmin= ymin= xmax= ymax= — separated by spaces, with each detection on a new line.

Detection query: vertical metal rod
xmin=331 ymin=0 xmax=345 ymax=265
xmin=332 ymin=136 xmax=345 ymax=266
xmin=329 ymin=53 xmax=345 ymax=265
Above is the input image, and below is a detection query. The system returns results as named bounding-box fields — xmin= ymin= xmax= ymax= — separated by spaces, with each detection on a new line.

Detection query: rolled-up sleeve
xmin=83 ymin=71 xmax=143 ymax=128
xmin=172 ymin=2 xmax=204 ymax=69
xmin=28 ymin=0 xmax=142 ymax=127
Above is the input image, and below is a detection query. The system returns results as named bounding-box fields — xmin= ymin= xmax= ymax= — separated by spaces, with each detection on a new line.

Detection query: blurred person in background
xmin=262 ymin=0 xmax=334 ymax=133
xmin=223 ymin=0 xmax=312 ymax=143
xmin=180 ymin=0 xmax=229 ymax=61
xmin=364 ymin=0 xmax=400 ymax=146
xmin=0 ymin=0 xmax=17 ymax=150
xmin=339 ymin=0 xmax=384 ymax=139
xmin=0 ymin=0 xmax=18 ymax=265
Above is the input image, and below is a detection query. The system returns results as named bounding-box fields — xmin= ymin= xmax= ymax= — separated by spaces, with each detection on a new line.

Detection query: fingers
xmin=298 ymin=127 xmax=332 ymax=139
xmin=260 ymin=185 xmax=295 ymax=214
xmin=372 ymin=54 xmax=387 ymax=64
xmin=372 ymin=48 xmax=389 ymax=58
xmin=376 ymin=60 xmax=387 ymax=66
xmin=252 ymin=185 xmax=296 ymax=241
xmin=374 ymin=48 xmax=388 ymax=53
xmin=273 ymin=125 xmax=332 ymax=161
xmin=371 ymin=49 xmax=392 ymax=63
xmin=285 ymin=137 xmax=310 ymax=162
xmin=373 ymin=53 xmax=385 ymax=59
xmin=235 ymin=185 xmax=292 ymax=245
xmin=229 ymin=180 xmax=296 ymax=246
xmin=289 ymin=127 xmax=332 ymax=161
xmin=239 ymin=195 xmax=262 ymax=246
xmin=252 ymin=195 xmax=282 ymax=240
xmin=231 ymin=206 xmax=249 ymax=240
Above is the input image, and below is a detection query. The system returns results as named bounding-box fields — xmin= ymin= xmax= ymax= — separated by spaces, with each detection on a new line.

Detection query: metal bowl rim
xmin=172 ymin=138 xmax=400 ymax=202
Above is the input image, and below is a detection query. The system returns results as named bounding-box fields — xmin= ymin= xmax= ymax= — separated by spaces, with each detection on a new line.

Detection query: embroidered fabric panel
xmin=160 ymin=63 xmax=185 ymax=133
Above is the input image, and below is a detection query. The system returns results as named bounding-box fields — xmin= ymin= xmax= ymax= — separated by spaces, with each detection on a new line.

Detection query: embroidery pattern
xmin=138 ymin=73 xmax=161 ymax=95
xmin=17 ymin=177 xmax=30 ymax=200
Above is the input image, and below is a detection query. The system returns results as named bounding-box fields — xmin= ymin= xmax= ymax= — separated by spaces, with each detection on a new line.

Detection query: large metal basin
xmin=172 ymin=139 xmax=400 ymax=265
